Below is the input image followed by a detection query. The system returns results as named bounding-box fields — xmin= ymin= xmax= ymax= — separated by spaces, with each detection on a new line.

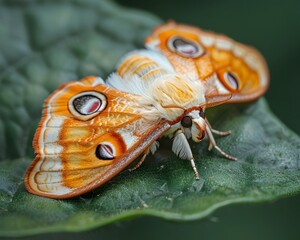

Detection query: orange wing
xmin=25 ymin=76 xmax=170 ymax=199
xmin=145 ymin=21 xmax=269 ymax=103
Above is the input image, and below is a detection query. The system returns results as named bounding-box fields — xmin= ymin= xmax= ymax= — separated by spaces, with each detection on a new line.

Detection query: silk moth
xmin=25 ymin=21 xmax=269 ymax=199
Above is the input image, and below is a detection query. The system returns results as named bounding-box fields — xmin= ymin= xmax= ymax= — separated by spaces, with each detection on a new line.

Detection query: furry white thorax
xmin=107 ymin=72 xmax=206 ymax=123
xmin=107 ymin=49 xmax=206 ymax=123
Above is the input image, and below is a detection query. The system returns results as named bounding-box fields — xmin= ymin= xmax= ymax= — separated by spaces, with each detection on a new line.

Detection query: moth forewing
xmin=25 ymin=76 xmax=171 ymax=199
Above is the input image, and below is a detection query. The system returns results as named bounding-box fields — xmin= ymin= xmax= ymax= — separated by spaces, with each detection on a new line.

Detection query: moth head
xmin=180 ymin=110 xmax=206 ymax=142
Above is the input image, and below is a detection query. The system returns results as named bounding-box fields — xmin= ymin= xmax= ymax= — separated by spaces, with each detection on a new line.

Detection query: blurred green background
xmin=4 ymin=0 xmax=300 ymax=239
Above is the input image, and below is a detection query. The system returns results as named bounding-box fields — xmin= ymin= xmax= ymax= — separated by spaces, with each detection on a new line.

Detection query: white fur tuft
xmin=107 ymin=50 xmax=206 ymax=122
xmin=172 ymin=131 xmax=193 ymax=160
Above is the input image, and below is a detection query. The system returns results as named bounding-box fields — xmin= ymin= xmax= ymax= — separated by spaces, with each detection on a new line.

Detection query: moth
xmin=25 ymin=21 xmax=269 ymax=199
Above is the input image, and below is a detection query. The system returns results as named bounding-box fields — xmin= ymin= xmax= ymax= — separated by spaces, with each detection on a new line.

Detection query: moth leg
xmin=211 ymin=129 xmax=231 ymax=136
xmin=205 ymin=119 xmax=231 ymax=150
xmin=205 ymin=124 xmax=237 ymax=161
xmin=129 ymin=152 xmax=148 ymax=172
xmin=129 ymin=141 xmax=159 ymax=172
xmin=172 ymin=129 xmax=200 ymax=179
xmin=205 ymin=119 xmax=231 ymax=136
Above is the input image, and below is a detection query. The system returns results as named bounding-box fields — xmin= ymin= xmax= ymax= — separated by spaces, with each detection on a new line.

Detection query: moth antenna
xmin=205 ymin=123 xmax=237 ymax=161
xmin=172 ymin=129 xmax=200 ymax=179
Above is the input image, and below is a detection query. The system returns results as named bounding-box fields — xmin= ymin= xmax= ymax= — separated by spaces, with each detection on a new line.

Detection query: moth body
xmin=107 ymin=50 xmax=206 ymax=123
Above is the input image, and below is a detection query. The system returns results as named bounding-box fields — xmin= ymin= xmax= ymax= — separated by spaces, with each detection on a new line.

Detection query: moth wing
xmin=145 ymin=21 xmax=269 ymax=104
xmin=25 ymin=76 xmax=170 ymax=199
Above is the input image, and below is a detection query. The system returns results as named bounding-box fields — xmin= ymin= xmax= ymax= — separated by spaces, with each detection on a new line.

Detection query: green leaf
xmin=0 ymin=0 xmax=300 ymax=237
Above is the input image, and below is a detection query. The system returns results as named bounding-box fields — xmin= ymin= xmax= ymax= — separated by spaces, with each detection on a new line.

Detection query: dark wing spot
xmin=96 ymin=144 xmax=115 ymax=160
xmin=68 ymin=91 xmax=108 ymax=121
xmin=73 ymin=95 xmax=102 ymax=115
xmin=168 ymin=36 xmax=205 ymax=58
xmin=225 ymin=72 xmax=239 ymax=90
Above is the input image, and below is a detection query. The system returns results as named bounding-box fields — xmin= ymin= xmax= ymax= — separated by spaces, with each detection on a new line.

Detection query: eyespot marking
xmin=167 ymin=36 xmax=205 ymax=58
xmin=68 ymin=91 xmax=107 ymax=120
xmin=96 ymin=143 xmax=115 ymax=160
xmin=224 ymin=72 xmax=239 ymax=90
xmin=73 ymin=95 xmax=101 ymax=115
